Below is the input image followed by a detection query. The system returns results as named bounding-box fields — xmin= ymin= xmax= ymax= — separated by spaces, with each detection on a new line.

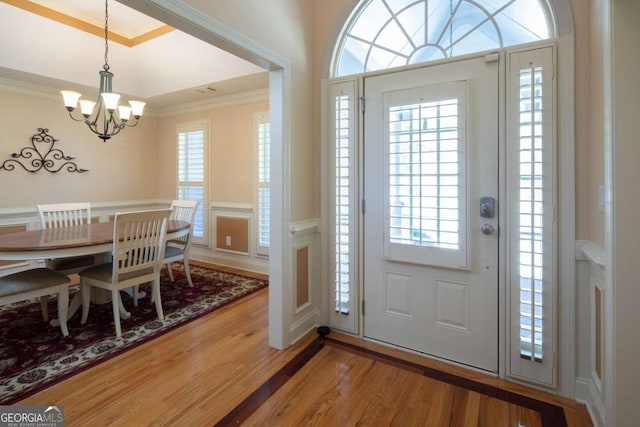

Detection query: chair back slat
xmin=37 ymin=202 xmax=91 ymax=229
xmin=169 ymin=200 xmax=199 ymax=244
xmin=113 ymin=210 xmax=171 ymax=277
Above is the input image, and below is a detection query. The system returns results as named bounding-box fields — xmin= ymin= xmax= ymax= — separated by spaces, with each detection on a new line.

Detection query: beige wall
xmin=155 ymin=100 xmax=269 ymax=204
xmin=587 ymin=0 xmax=607 ymax=247
xmin=182 ymin=0 xmax=317 ymax=223
xmin=0 ymin=88 xmax=266 ymax=214
xmin=0 ymin=89 xmax=158 ymax=208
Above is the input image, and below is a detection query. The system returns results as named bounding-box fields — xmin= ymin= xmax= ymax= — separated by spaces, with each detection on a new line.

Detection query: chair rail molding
xmin=289 ymin=218 xmax=320 ymax=236
xmin=210 ymin=202 xmax=254 ymax=213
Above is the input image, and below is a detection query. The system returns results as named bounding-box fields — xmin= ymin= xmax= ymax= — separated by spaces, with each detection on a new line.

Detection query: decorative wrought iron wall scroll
xmin=0 ymin=128 xmax=88 ymax=173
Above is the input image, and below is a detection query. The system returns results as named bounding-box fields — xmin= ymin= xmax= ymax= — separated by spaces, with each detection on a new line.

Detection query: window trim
xmin=329 ymin=80 xmax=358 ymax=333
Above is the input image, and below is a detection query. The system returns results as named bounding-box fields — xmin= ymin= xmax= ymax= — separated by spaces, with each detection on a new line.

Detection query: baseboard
xmin=190 ymin=247 xmax=268 ymax=275
xmin=289 ymin=309 xmax=320 ymax=346
xmin=575 ymin=377 xmax=604 ymax=427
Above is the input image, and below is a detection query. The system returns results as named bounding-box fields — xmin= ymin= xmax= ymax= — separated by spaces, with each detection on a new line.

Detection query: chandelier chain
xmin=103 ymin=0 xmax=110 ymax=71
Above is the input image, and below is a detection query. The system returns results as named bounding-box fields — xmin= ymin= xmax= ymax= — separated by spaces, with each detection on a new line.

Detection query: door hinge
xmin=360 ymin=96 xmax=365 ymax=113
xmin=361 ymin=198 xmax=366 ymax=215
xmin=362 ymin=300 xmax=365 ymax=316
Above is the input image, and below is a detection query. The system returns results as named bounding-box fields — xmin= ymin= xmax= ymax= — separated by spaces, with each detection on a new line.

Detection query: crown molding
xmin=154 ymin=88 xmax=269 ymax=117
xmin=0 ymin=77 xmax=59 ymax=102
xmin=0 ymin=77 xmax=269 ymax=117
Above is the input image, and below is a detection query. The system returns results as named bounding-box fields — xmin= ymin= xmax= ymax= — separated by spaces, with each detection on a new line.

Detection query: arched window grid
xmin=332 ymin=0 xmax=556 ymax=78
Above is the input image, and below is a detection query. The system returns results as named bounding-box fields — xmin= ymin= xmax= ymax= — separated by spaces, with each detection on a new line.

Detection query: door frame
xmin=320 ymin=4 xmax=576 ymax=401
xmin=323 ymin=37 xmax=575 ymax=390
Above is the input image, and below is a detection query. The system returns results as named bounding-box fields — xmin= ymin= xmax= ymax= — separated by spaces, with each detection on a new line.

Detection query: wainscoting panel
xmin=295 ymin=246 xmax=310 ymax=311
xmin=575 ymin=240 xmax=605 ymax=427
xmin=288 ymin=219 xmax=320 ymax=345
xmin=216 ymin=216 xmax=249 ymax=254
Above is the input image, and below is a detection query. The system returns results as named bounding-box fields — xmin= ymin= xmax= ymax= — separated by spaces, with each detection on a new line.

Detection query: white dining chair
xmin=164 ymin=200 xmax=199 ymax=287
xmin=0 ymin=268 xmax=70 ymax=336
xmin=79 ymin=209 xmax=171 ymax=338
xmin=36 ymin=202 xmax=102 ymax=321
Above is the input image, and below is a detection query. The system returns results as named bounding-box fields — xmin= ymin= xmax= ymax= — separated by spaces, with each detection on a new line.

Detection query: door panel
xmin=363 ymin=56 xmax=499 ymax=372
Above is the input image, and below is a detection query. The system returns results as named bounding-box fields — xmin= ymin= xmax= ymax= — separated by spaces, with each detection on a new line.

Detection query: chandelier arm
xmin=66 ymin=111 xmax=89 ymax=122
xmin=123 ymin=117 xmax=142 ymax=128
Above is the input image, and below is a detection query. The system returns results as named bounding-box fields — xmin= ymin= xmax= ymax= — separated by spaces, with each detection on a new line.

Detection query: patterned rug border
xmin=0 ymin=265 xmax=268 ymax=405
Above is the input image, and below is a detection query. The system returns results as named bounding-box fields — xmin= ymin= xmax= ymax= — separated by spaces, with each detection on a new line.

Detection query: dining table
xmin=0 ymin=219 xmax=191 ymax=325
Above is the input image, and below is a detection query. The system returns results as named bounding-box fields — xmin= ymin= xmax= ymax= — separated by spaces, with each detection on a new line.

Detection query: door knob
xmin=481 ymin=224 xmax=494 ymax=235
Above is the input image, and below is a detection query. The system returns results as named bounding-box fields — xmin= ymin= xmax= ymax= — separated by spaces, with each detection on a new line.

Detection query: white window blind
xmin=256 ymin=112 xmax=270 ymax=256
xmin=388 ymin=98 xmax=460 ymax=251
xmin=177 ymin=121 xmax=208 ymax=245
xmin=383 ymin=81 xmax=468 ymax=270
xmin=508 ymin=47 xmax=555 ymax=386
xmin=335 ymin=93 xmax=351 ymax=314
xmin=330 ymin=81 xmax=357 ymax=332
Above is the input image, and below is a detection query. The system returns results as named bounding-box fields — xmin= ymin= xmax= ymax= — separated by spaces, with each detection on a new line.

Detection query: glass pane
xmin=518 ymin=65 xmax=544 ymax=362
xmin=178 ymin=185 xmax=204 ymax=238
xmin=257 ymin=119 xmax=270 ymax=252
xmin=178 ymin=130 xmax=204 ymax=181
xmin=177 ymin=128 xmax=205 ymax=239
xmin=334 ymin=0 xmax=552 ymax=77
xmin=397 ymin=3 xmax=425 ymax=47
xmin=258 ymin=187 xmax=270 ymax=247
xmin=388 ymin=97 xmax=461 ymax=250
xmin=335 ymin=94 xmax=352 ymax=314
xmin=258 ymin=123 xmax=270 ymax=183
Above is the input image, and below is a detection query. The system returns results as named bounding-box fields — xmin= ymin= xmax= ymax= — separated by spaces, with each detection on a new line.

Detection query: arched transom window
xmin=333 ymin=0 xmax=554 ymax=77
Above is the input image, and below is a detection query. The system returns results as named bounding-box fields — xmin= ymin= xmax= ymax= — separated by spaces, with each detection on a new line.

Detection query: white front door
xmin=363 ymin=55 xmax=499 ymax=372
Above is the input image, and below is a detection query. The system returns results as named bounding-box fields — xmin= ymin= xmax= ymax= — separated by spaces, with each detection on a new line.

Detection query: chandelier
xmin=60 ymin=0 xmax=145 ymax=141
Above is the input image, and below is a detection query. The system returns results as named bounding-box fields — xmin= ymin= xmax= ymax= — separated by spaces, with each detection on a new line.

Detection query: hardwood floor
xmin=18 ymin=262 xmax=592 ymax=426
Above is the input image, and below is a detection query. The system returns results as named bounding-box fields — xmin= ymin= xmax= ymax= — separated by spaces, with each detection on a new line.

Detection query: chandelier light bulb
xmin=100 ymin=93 xmax=120 ymax=111
xmin=61 ymin=91 xmax=81 ymax=111
xmin=117 ymin=105 xmax=132 ymax=122
xmin=79 ymin=99 xmax=96 ymax=117
xmin=128 ymin=100 xmax=146 ymax=118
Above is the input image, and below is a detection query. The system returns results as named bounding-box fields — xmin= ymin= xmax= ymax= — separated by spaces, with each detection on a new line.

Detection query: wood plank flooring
xmin=17 ymin=262 xmax=593 ymax=426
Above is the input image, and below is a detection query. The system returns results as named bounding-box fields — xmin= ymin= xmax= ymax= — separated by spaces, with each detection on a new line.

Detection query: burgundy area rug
xmin=0 ymin=264 xmax=268 ymax=404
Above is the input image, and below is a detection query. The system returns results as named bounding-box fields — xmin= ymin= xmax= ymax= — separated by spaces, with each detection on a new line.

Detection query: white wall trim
xmin=0 ymin=76 xmax=269 ymax=118
xmin=0 ymin=199 xmax=170 ymax=219
xmin=581 ymin=241 xmax=606 ymax=269
xmin=575 ymin=239 xmax=605 ymax=427
xmin=156 ymin=88 xmax=269 ymax=117
xmin=0 ymin=77 xmax=59 ymax=102
xmin=190 ymin=246 xmax=268 ymax=275
xmin=210 ymin=202 xmax=254 ymax=213
xmin=575 ymin=377 xmax=605 ymax=427
xmin=289 ymin=308 xmax=319 ymax=342
xmin=289 ymin=218 xmax=320 ymax=236
xmin=0 ymin=199 xmax=170 ymax=222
